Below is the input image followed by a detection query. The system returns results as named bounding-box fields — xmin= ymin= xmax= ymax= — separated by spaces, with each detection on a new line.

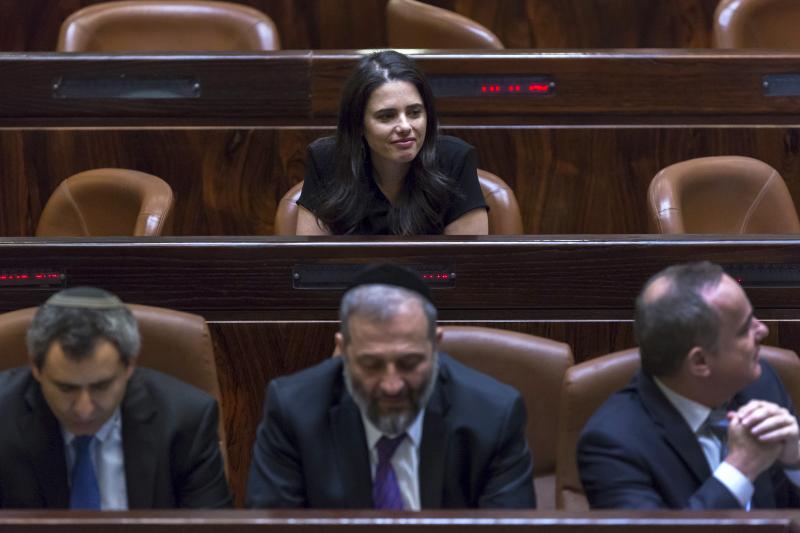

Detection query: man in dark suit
xmin=578 ymin=261 xmax=800 ymax=509
xmin=0 ymin=287 xmax=231 ymax=509
xmin=246 ymin=264 xmax=535 ymax=509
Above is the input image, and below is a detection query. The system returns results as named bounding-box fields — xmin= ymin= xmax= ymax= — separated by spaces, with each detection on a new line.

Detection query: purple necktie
xmin=373 ymin=434 xmax=406 ymax=510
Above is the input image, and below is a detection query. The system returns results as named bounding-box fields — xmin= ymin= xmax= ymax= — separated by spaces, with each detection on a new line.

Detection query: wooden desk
xmin=2 ymin=236 xmax=800 ymax=504
xmin=4 ymin=51 xmax=800 ymax=236
xmin=0 ymin=510 xmax=797 ymax=532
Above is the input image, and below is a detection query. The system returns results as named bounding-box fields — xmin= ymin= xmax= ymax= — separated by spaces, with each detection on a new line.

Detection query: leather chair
xmin=439 ymin=326 xmax=573 ymax=510
xmin=58 ymin=0 xmax=280 ymax=52
xmin=554 ymin=345 xmax=800 ymax=510
xmin=36 ymin=168 xmax=174 ymax=237
xmin=386 ymin=0 xmax=504 ymax=49
xmin=274 ymin=169 xmax=523 ymax=235
xmin=714 ymin=0 xmax=800 ymax=48
xmin=647 ymin=156 xmax=800 ymax=234
xmin=0 ymin=303 xmax=228 ymax=474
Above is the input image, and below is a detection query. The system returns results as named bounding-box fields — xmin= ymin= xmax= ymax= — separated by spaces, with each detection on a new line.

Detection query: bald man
xmin=578 ymin=261 xmax=800 ymax=509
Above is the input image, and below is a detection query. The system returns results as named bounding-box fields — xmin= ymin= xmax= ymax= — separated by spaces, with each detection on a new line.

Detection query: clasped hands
xmin=725 ymin=400 xmax=800 ymax=481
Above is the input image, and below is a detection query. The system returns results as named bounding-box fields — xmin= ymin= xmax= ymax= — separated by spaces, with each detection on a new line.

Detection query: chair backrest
xmin=0 ymin=304 xmax=227 ymax=472
xmin=273 ymin=169 xmax=522 ymax=235
xmin=36 ymin=168 xmax=174 ymax=237
xmin=58 ymin=0 xmax=280 ymax=52
xmin=386 ymin=0 xmax=504 ymax=49
xmin=647 ymin=156 xmax=800 ymax=234
xmin=439 ymin=326 xmax=573 ymax=510
xmin=554 ymin=345 xmax=800 ymax=510
xmin=714 ymin=0 xmax=800 ymax=48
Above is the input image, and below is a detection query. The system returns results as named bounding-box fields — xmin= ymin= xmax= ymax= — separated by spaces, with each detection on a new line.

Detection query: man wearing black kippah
xmin=246 ymin=264 xmax=535 ymax=509
xmin=0 ymin=287 xmax=231 ymax=509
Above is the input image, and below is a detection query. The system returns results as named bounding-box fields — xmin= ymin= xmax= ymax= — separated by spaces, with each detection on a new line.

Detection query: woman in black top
xmin=296 ymin=50 xmax=488 ymax=235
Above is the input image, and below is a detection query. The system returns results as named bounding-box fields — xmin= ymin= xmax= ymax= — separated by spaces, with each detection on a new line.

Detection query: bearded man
xmin=245 ymin=264 xmax=535 ymax=509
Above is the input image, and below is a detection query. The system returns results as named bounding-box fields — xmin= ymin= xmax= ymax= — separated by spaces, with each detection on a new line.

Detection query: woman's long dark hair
xmin=315 ymin=50 xmax=455 ymax=235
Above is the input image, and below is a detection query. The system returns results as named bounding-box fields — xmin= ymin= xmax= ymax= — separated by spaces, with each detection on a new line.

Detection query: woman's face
xmin=362 ymin=80 xmax=427 ymax=173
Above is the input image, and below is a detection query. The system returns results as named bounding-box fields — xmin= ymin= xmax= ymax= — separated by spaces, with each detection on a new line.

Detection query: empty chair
xmin=58 ymin=0 xmax=280 ymax=52
xmin=647 ymin=156 xmax=800 ymax=234
xmin=438 ymin=326 xmax=573 ymax=509
xmin=386 ymin=0 xmax=504 ymax=49
xmin=554 ymin=346 xmax=800 ymax=510
xmin=36 ymin=168 xmax=174 ymax=237
xmin=714 ymin=0 xmax=800 ymax=48
xmin=274 ymin=169 xmax=523 ymax=235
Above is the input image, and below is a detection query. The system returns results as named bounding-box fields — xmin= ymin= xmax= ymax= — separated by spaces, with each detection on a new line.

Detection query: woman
xmin=296 ymin=50 xmax=489 ymax=235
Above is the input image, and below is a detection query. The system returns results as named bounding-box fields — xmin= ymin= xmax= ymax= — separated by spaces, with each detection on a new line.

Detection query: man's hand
xmin=737 ymin=400 xmax=800 ymax=467
xmin=724 ymin=411 xmax=782 ymax=481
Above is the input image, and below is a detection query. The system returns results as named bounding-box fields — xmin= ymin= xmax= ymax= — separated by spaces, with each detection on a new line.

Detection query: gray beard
xmin=343 ymin=352 xmax=439 ymax=437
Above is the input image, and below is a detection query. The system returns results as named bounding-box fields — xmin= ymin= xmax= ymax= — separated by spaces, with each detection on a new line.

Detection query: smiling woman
xmin=296 ymin=50 xmax=488 ymax=235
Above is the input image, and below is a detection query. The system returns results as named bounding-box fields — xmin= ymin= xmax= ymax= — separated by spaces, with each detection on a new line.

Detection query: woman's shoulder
xmin=308 ymin=135 xmax=336 ymax=157
xmin=436 ymin=135 xmax=475 ymax=155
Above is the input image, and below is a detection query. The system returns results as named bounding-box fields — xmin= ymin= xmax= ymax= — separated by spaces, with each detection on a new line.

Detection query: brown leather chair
xmin=36 ymin=168 xmax=174 ymax=237
xmin=386 ymin=0 xmax=504 ymax=49
xmin=439 ymin=326 xmax=573 ymax=510
xmin=274 ymin=169 xmax=523 ymax=235
xmin=554 ymin=345 xmax=800 ymax=510
xmin=647 ymin=156 xmax=800 ymax=234
xmin=0 ymin=303 xmax=228 ymax=474
xmin=58 ymin=0 xmax=280 ymax=52
xmin=714 ymin=0 xmax=800 ymax=48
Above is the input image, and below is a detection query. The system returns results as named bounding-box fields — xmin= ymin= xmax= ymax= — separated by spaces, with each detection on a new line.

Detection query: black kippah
xmin=349 ymin=263 xmax=432 ymax=303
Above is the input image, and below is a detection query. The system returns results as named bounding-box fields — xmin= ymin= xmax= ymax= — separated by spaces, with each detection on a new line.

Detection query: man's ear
xmin=124 ymin=356 xmax=137 ymax=379
xmin=334 ymin=332 xmax=345 ymax=358
xmin=30 ymin=361 xmax=41 ymax=382
xmin=686 ymin=346 xmax=711 ymax=378
xmin=435 ymin=326 xmax=443 ymax=346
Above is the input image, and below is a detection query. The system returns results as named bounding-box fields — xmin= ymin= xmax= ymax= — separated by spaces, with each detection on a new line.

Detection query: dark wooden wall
xmin=0 ymin=0 xmax=720 ymax=51
xmin=3 ymin=126 xmax=800 ymax=237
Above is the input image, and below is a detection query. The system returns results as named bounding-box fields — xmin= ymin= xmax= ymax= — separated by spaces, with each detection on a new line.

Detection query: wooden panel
xmin=3 ymin=126 xmax=800 ymax=237
xmin=4 ymin=52 xmax=800 ymax=126
xmin=0 ymin=0 xmax=720 ymax=52
xmin=0 ymin=509 xmax=796 ymax=531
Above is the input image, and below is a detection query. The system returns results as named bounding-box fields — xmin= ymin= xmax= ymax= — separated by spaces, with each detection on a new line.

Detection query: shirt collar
xmin=653 ymin=377 xmax=711 ymax=433
xmin=362 ymin=408 xmax=425 ymax=451
xmin=62 ymin=408 xmax=122 ymax=445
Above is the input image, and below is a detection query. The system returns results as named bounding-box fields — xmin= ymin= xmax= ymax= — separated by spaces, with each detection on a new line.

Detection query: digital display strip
xmin=292 ymin=264 xmax=455 ymax=289
xmin=0 ymin=270 xmax=65 ymax=287
xmin=429 ymin=74 xmax=555 ymax=98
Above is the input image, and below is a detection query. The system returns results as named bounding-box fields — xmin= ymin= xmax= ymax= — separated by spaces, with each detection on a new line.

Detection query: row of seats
xmin=38 ymin=155 xmax=800 ymax=237
xmin=52 ymin=0 xmax=499 ymax=52
xmin=51 ymin=0 xmax=800 ymax=52
xmin=1 ymin=303 xmax=795 ymax=509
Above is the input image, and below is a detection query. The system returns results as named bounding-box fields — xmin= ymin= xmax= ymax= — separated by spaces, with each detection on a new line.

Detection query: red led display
xmin=0 ymin=271 xmax=64 ymax=287
xmin=480 ymin=81 xmax=552 ymax=95
xmin=421 ymin=272 xmax=452 ymax=283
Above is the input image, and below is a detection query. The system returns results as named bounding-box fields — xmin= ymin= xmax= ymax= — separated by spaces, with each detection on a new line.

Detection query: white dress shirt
xmin=63 ymin=408 xmax=128 ymax=510
xmin=361 ymin=409 xmax=425 ymax=511
xmin=654 ymin=378 xmax=753 ymax=508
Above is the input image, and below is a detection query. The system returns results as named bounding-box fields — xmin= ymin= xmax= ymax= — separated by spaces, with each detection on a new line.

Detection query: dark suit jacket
xmin=578 ymin=361 xmax=800 ymax=509
xmin=0 ymin=367 xmax=231 ymax=509
xmin=246 ymin=354 xmax=535 ymax=509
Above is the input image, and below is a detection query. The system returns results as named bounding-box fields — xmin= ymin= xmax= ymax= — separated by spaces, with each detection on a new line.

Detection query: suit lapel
xmin=121 ymin=371 xmax=158 ymax=509
xmin=329 ymin=383 xmax=373 ymax=508
xmin=20 ymin=379 xmax=70 ymax=508
xmin=637 ymin=372 xmax=712 ymax=484
xmin=419 ymin=360 xmax=450 ymax=509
